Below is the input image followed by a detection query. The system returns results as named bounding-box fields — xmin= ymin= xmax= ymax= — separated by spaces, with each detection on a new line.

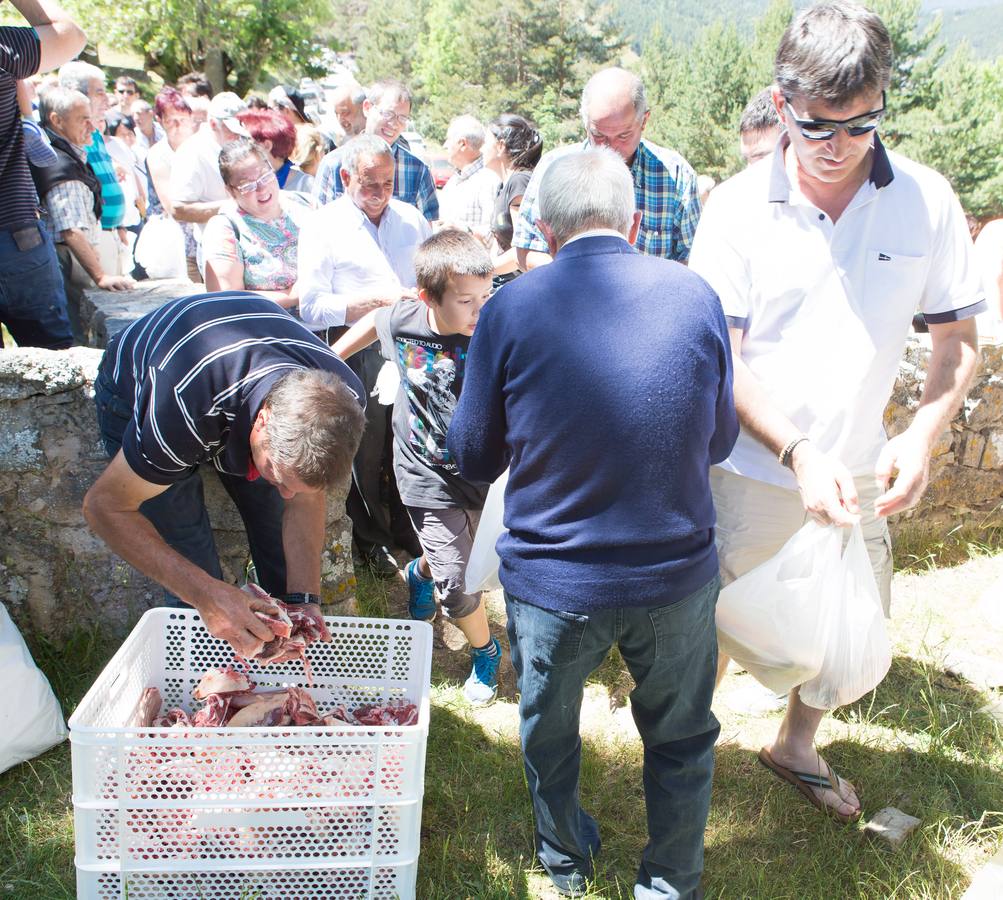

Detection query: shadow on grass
xmin=835 ymin=654 xmax=1001 ymax=755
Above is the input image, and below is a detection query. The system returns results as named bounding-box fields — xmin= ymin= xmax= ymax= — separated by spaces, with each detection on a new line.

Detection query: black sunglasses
xmin=783 ymin=92 xmax=886 ymax=141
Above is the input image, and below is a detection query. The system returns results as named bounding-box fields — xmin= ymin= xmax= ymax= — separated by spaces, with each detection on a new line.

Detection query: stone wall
xmin=885 ymin=338 xmax=1003 ymax=542
xmin=0 ymin=348 xmax=356 ymax=642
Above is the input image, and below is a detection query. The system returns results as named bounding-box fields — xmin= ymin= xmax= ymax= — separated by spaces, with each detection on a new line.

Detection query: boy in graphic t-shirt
xmin=333 ymin=230 xmax=500 ymax=704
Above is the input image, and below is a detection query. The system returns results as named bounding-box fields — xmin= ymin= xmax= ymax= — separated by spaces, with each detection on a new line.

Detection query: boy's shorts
xmin=407 ymin=506 xmax=483 ymax=619
xmin=710 ymin=467 xmax=893 ymax=617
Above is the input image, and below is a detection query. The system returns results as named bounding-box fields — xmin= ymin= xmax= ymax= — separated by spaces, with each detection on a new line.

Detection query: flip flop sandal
xmin=758 ymin=747 xmax=862 ymax=824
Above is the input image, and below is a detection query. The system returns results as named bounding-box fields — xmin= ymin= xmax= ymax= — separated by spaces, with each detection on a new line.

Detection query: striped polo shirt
xmin=0 ymin=26 xmax=41 ymax=229
xmin=100 ymin=292 xmax=365 ymax=485
xmin=86 ymin=130 xmax=126 ymax=228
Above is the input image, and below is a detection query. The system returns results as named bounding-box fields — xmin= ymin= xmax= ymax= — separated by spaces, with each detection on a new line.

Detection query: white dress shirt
xmin=298 ymin=194 xmax=432 ymax=330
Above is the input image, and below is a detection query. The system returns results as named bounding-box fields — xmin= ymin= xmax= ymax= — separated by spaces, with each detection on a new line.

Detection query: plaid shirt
xmin=313 ymin=138 xmax=439 ymax=221
xmin=42 ymin=162 xmax=100 ymax=244
xmin=437 ymin=156 xmax=500 ymax=234
xmin=513 ymin=139 xmax=702 ymax=262
xmin=86 ymin=130 xmax=126 ymax=229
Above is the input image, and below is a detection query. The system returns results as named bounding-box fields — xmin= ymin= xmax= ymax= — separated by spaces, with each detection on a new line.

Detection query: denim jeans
xmin=0 ymin=223 xmax=73 ymax=349
xmin=93 ymin=370 xmax=288 ymax=604
xmin=505 ymin=576 xmax=721 ymax=900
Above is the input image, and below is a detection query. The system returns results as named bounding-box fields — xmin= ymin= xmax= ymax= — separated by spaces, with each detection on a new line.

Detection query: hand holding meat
xmin=243 ymin=584 xmax=331 ymax=672
xmin=197 ymin=582 xmax=279 ymax=657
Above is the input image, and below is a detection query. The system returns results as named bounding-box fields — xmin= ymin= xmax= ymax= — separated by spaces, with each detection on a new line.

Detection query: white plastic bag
xmin=0 ymin=603 xmax=67 ymax=774
xmin=799 ymin=524 xmax=892 ymax=710
xmin=716 ymin=520 xmax=842 ymax=695
xmin=134 ymin=214 xmax=187 ymax=280
xmin=464 ymin=468 xmax=509 ymax=593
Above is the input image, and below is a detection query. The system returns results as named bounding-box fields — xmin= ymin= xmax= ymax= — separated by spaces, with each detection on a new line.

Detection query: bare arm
xmin=204 ymin=255 xmax=299 ymax=309
xmin=147 ymin=152 xmax=177 ymax=217
xmin=60 ymin=228 xmax=134 ymax=291
xmin=728 ymin=326 xmax=860 ymax=525
xmin=331 ymin=309 xmax=379 ymax=358
xmin=10 ymin=0 xmax=86 ymax=73
xmin=515 ymin=246 xmax=552 ymax=270
xmin=172 ymin=198 xmax=223 ymax=224
xmin=281 ymin=490 xmax=326 ymax=595
xmin=82 ymin=451 xmax=276 ymax=654
xmin=873 ymin=317 xmax=978 ymax=516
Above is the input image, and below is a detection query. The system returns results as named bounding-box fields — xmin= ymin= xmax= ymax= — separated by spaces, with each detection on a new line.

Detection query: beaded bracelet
xmin=778 ymin=436 xmax=810 ymax=469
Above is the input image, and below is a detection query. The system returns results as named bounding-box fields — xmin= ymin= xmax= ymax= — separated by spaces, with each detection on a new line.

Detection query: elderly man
xmin=0 ymin=0 xmax=84 ymax=350
xmin=450 ymin=148 xmax=737 ymax=899
xmin=514 ymin=67 xmax=701 ymax=270
xmin=331 ymin=81 xmax=366 ymax=140
xmin=689 ymin=0 xmax=983 ymax=824
xmin=131 ymin=98 xmax=164 ymax=158
xmin=299 ymin=133 xmax=431 ymax=576
xmin=83 ymin=291 xmax=366 ymax=656
xmin=58 ymin=60 xmax=127 ymax=273
xmin=437 ymin=114 xmax=501 ymax=238
xmin=169 ymin=91 xmax=250 ymax=275
xmin=31 ymin=87 xmax=134 ymax=338
xmin=738 ymin=87 xmax=782 ymax=167
xmin=313 ymin=80 xmax=438 ymax=221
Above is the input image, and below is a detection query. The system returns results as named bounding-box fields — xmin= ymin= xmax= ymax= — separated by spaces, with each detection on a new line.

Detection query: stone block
xmin=967 ymin=376 xmax=1003 ymax=430
xmin=961 ymin=434 xmax=987 ymax=468
xmin=863 ymin=807 xmax=922 ymax=848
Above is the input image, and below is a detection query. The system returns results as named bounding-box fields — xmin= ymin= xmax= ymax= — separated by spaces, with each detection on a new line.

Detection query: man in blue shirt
xmin=450 ymin=148 xmax=737 ymax=900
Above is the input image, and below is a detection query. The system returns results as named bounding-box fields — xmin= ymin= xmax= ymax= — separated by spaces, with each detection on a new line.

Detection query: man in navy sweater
xmin=449 ymin=147 xmax=738 ymax=899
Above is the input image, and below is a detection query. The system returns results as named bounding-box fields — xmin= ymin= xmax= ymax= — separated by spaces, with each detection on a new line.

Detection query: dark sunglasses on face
xmin=783 ymin=91 xmax=886 ymax=141
xmin=117 ymin=88 xmax=137 ymax=95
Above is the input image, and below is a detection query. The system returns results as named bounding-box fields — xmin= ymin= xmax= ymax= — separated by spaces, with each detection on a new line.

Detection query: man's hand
xmin=97 ymin=273 xmax=136 ymax=291
xmin=873 ymin=429 xmax=931 ymax=518
xmin=344 ymin=288 xmax=418 ymax=324
xmin=791 ymin=441 xmax=861 ymax=526
xmin=196 ymin=582 xmax=277 ymax=658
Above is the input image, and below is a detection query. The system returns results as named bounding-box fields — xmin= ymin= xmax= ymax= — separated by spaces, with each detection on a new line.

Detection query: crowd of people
xmin=1 ymin=0 xmax=998 ymax=897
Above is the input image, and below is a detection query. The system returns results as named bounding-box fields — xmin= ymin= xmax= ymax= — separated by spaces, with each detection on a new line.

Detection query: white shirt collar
xmin=561 ymin=228 xmax=630 ymax=248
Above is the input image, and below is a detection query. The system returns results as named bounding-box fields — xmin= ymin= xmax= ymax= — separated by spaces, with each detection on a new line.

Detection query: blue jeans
xmin=0 ymin=223 xmax=73 ymax=349
xmin=505 ymin=576 xmax=721 ymax=900
xmin=93 ymin=370 xmax=288 ymax=604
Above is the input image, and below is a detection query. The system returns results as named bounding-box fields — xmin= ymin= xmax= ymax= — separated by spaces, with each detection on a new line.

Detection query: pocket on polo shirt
xmin=864 ymin=250 xmax=927 ymax=325
xmin=636 ymin=217 xmax=668 ymax=257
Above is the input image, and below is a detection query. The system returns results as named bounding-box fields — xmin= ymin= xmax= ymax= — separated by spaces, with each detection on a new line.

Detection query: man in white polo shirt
xmin=690 ymin=0 xmax=984 ymax=824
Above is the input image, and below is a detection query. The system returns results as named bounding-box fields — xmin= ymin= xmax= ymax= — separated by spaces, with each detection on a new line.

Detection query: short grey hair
xmin=339 ymin=133 xmax=393 ymax=177
xmin=580 ymin=67 xmax=647 ymax=129
xmin=58 ymin=60 xmax=105 ymax=96
xmin=538 ymin=147 xmax=635 ymax=246
xmin=739 ymin=88 xmax=781 ymax=135
xmin=775 ymin=1 xmax=892 ymax=104
xmin=262 ymin=370 xmax=365 ymax=491
xmin=448 ymin=115 xmax=485 ymax=151
xmin=333 ymin=81 xmax=366 ymax=105
xmin=38 ymin=86 xmax=89 ymax=128
xmin=366 ymin=79 xmax=413 ymax=109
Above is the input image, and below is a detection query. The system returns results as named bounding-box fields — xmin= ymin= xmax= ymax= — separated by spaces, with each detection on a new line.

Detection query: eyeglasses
xmin=116 ymin=88 xmax=137 ymax=96
xmin=233 ymin=170 xmax=275 ymax=195
xmin=376 ymin=108 xmax=411 ymax=129
xmin=783 ymin=92 xmax=886 ymax=141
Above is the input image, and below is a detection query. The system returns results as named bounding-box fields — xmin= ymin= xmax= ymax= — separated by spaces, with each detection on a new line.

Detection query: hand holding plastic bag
xmin=799 ymin=524 xmax=892 ymax=710
xmin=464 ymin=469 xmax=509 ymax=594
xmin=716 ymin=521 xmax=842 ymax=695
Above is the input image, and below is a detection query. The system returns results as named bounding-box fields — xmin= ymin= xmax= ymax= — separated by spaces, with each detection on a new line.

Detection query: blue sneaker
xmin=405 ymin=558 xmax=436 ymax=621
xmin=464 ymin=637 xmax=501 ymax=705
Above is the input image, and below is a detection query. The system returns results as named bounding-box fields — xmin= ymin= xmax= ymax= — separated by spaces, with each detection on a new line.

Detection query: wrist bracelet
xmin=282 ymin=592 xmax=321 ymax=606
xmin=779 ymin=436 xmax=809 ymax=469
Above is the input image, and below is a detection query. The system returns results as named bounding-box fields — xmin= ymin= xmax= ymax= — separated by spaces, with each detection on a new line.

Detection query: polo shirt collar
xmin=768 ymin=132 xmax=895 ymax=203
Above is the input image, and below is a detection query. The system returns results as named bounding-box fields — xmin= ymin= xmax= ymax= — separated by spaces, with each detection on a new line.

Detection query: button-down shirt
xmin=437 ymin=156 xmax=500 ymax=235
xmin=513 ymin=138 xmax=701 ymax=262
xmin=689 ymin=134 xmax=985 ymax=489
xmin=312 ymin=138 xmax=439 ymax=221
xmin=297 ymin=194 xmax=432 ymax=330
xmin=41 ymin=141 xmax=100 ymax=243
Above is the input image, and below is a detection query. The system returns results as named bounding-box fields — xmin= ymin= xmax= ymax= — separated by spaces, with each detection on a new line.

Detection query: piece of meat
xmin=153 ymin=707 xmax=192 ymax=728
xmin=241 ymin=584 xmax=330 ymax=683
xmin=192 ymin=666 xmax=253 ymax=700
xmin=127 ymin=687 xmax=163 ymax=727
xmin=318 ymin=699 xmax=419 ymax=727
xmin=226 ymin=691 xmax=292 ymax=727
xmin=192 ymin=693 xmax=232 ymax=727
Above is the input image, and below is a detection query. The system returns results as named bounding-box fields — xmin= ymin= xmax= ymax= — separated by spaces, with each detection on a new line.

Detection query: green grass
xmin=2 ymin=561 xmax=1001 ymax=899
xmin=892 ymin=519 xmax=1003 ymax=574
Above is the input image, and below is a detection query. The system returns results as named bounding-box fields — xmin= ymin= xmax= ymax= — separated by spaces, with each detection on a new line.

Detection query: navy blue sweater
xmin=448 ymin=234 xmax=737 ymax=611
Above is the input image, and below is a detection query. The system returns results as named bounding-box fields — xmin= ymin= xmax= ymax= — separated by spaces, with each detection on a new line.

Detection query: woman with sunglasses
xmin=202 ymin=140 xmax=316 ymax=310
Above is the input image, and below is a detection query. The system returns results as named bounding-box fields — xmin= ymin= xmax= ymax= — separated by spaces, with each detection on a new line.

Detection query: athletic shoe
xmin=464 ymin=637 xmax=501 ymax=705
xmin=405 ymin=558 xmax=436 ymax=621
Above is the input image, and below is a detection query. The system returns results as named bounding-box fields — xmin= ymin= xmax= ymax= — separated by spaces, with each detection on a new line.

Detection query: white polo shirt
xmin=169 ymin=126 xmax=227 ymax=244
xmin=689 ymin=135 xmax=985 ymax=490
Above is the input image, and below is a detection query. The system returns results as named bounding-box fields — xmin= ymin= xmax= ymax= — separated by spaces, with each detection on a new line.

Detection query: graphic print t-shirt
xmin=375 ymin=300 xmax=488 ymax=510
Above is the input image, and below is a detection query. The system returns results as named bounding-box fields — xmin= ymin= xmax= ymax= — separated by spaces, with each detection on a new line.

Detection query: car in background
xmin=429 ymin=155 xmax=455 ymax=189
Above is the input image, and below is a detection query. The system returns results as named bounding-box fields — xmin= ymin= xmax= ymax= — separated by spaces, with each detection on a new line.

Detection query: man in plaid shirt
xmin=514 ymin=67 xmax=701 ymax=270
xmin=313 ymin=79 xmax=438 ymax=222
xmin=437 ymin=114 xmax=500 ymax=239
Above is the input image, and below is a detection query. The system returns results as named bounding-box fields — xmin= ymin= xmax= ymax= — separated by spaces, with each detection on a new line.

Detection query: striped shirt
xmin=99 ymin=292 xmax=365 ymax=485
xmin=86 ymin=130 xmax=126 ymax=229
xmin=0 ymin=26 xmax=41 ymax=229
xmin=513 ymin=139 xmax=702 ymax=262
xmin=313 ymin=138 xmax=439 ymax=221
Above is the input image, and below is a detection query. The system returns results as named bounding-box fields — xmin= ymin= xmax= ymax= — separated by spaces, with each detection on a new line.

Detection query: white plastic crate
xmin=69 ymin=609 xmax=432 ymax=899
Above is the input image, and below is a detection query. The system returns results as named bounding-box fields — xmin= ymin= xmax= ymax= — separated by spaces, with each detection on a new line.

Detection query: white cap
xmin=208 ymin=91 xmax=250 ymax=137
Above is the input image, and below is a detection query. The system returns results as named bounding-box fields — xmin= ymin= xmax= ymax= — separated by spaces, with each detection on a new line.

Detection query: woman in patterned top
xmin=202 ymin=140 xmax=316 ymax=311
